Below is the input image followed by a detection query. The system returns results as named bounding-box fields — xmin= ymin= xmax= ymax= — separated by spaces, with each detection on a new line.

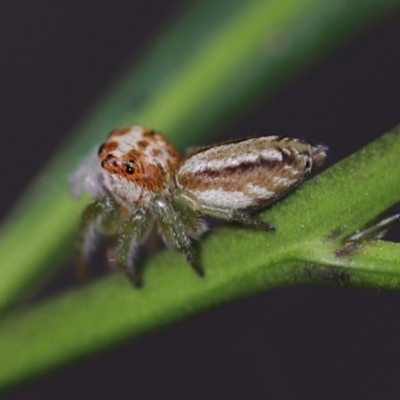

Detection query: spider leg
xmin=174 ymin=189 xmax=275 ymax=231
xmin=116 ymin=208 xmax=152 ymax=286
xmin=151 ymin=195 xmax=204 ymax=276
xmin=76 ymin=197 xmax=120 ymax=280
xmin=173 ymin=196 xmax=208 ymax=238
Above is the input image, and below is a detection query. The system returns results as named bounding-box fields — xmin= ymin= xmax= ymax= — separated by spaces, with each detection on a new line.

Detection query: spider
xmin=70 ymin=125 xmax=326 ymax=285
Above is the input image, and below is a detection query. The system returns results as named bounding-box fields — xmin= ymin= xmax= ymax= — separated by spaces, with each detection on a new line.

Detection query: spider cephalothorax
xmin=71 ymin=125 xmax=326 ymax=285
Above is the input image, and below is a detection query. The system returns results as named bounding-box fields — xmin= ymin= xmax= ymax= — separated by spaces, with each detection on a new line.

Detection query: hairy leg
xmin=75 ymin=197 xmax=120 ymax=280
xmin=151 ymin=195 xmax=204 ymax=276
xmin=173 ymin=197 xmax=207 ymax=238
xmin=116 ymin=208 xmax=152 ymax=286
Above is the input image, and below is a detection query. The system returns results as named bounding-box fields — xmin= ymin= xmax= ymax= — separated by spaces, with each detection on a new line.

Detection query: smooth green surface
xmin=1 ymin=125 xmax=400 ymax=391
xmin=0 ymin=0 xmax=399 ymax=311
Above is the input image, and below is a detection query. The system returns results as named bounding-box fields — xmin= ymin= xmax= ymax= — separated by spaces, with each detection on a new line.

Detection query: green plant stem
xmin=303 ymin=240 xmax=400 ymax=289
xmin=1 ymin=124 xmax=400 ymax=391
xmin=0 ymin=0 xmax=399 ymax=312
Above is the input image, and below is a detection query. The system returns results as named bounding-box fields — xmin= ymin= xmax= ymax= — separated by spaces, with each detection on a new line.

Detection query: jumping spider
xmin=70 ymin=125 xmax=326 ymax=285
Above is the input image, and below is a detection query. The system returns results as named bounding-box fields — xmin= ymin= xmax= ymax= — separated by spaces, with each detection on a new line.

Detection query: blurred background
xmin=1 ymin=1 xmax=400 ymax=399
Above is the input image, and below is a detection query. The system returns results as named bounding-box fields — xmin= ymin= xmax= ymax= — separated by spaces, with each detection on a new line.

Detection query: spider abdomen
xmin=175 ymin=136 xmax=326 ymax=210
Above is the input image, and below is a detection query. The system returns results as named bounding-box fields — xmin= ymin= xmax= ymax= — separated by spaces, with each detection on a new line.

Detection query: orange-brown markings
xmin=126 ymin=149 xmax=143 ymax=160
xmin=137 ymin=140 xmax=149 ymax=150
xmin=132 ymin=137 xmax=180 ymax=191
xmin=101 ymin=154 xmax=126 ymax=176
xmin=98 ymin=141 xmax=118 ymax=158
xmin=166 ymin=141 xmax=180 ymax=159
xmin=109 ymin=127 xmax=131 ymax=138
xmin=102 ymin=130 xmax=182 ymax=193
xmin=103 ymin=146 xmax=176 ymax=193
xmin=153 ymin=133 xmax=164 ymax=141
xmin=167 ymin=158 xmax=179 ymax=175
xmin=151 ymin=148 xmax=162 ymax=157
xmin=136 ymin=162 xmax=168 ymax=192
xmin=151 ymin=134 xmax=181 ymax=174
xmin=143 ymin=128 xmax=156 ymax=137
xmin=102 ymin=153 xmax=169 ymax=193
xmin=164 ymin=142 xmax=181 ymax=174
xmin=149 ymin=133 xmax=180 ymax=159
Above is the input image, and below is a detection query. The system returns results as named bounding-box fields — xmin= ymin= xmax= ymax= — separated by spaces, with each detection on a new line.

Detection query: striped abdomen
xmin=175 ymin=136 xmax=326 ymax=210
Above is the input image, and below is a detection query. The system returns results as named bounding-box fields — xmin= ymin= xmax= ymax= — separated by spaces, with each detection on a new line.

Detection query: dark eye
xmin=101 ymin=154 xmax=117 ymax=169
xmin=98 ymin=143 xmax=106 ymax=156
xmin=126 ymin=159 xmax=135 ymax=174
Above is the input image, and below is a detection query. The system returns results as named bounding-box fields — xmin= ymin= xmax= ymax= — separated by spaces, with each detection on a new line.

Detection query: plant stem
xmin=0 ymin=124 xmax=400 ymax=391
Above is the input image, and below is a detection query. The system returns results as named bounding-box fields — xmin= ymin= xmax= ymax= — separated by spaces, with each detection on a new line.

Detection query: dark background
xmin=2 ymin=1 xmax=400 ymax=399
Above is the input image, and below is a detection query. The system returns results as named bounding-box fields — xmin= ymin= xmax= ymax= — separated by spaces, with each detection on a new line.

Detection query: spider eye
xmin=101 ymin=154 xmax=117 ymax=169
xmin=98 ymin=143 xmax=106 ymax=156
xmin=126 ymin=160 xmax=135 ymax=174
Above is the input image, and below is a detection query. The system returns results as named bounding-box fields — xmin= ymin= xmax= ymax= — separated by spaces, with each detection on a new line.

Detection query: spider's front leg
xmin=174 ymin=189 xmax=275 ymax=231
xmin=116 ymin=208 xmax=153 ymax=286
xmin=76 ymin=197 xmax=120 ymax=280
xmin=151 ymin=195 xmax=204 ymax=276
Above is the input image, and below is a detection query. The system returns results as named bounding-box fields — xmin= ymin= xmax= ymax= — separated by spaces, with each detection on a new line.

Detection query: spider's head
xmin=97 ymin=126 xmax=180 ymax=202
xmin=99 ymin=148 xmax=137 ymax=179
